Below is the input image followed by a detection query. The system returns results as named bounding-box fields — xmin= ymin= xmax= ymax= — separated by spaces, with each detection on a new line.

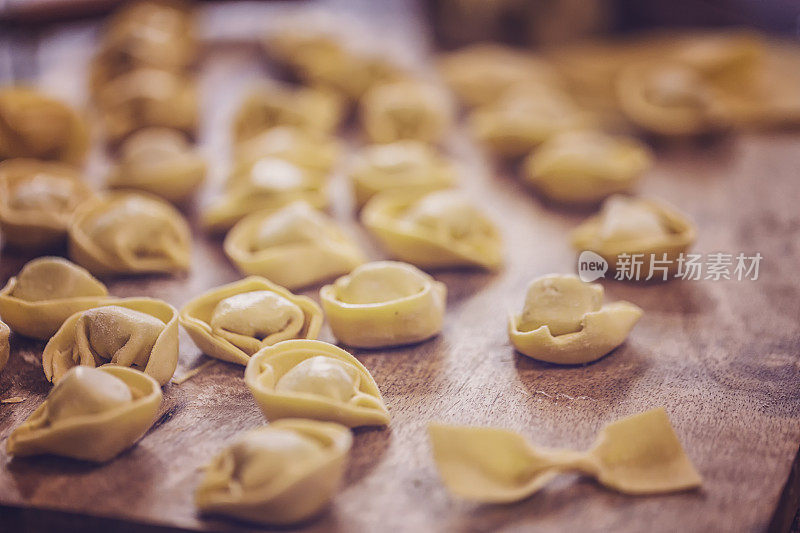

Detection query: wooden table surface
xmin=1 ymin=1 xmax=800 ymax=532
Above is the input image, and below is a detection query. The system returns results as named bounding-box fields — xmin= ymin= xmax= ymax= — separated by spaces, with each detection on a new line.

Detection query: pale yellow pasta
xmin=0 ymin=319 xmax=9 ymax=373
xmin=232 ymin=126 xmax=342 ymax=178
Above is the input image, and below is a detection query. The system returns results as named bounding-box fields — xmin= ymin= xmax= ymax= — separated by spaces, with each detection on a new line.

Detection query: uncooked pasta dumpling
xmin=0 ymin=319 xmax=9 ymax=373
xmin=108 ymin=128 xmax=206 ymax=203
xmin=6 ymin=366 xmax=162 ymax=462
xmin=69 ymin=192 xmax=191 ymax=275
xmin=362 ymin=190 xmax=503 ymax=270
xmin=42 ymin=297 xmax=179 ymax=386
xmin=508 ymin=274 xmax=642 ymax=364
xmin=0 ymin=257 xmax=109 ymax=340
xmin=224 ymin=202 xmax=366 ymax=290
xmin=0 ymin=159 xmax=96 ymax=250
xmin=195 ymin=419 xmax=352 ymax=525
xmin=244 ymin=339 xmax=390 ymax=427
xmin=180 ymin=276 xmax=323 ymax=366
xmin=233 ymin=126 xmax=342 ymax=178
xmin=321 ymin=261 xmax=446 ymax=348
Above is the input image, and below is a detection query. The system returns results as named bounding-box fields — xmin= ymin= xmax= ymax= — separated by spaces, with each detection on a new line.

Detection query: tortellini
xmin=6 ymin=366 xmax=162 ymax=462
xmin=244 ymin=339 xmax=390 ymax=427
xmin=42 ymin=298 xmax=179 ymax=386
xmin=195 ymin=419 xmax=352 ymax=525
xmin=571 ymin=195 xmax=696 ymax=278
xmin=508 ymin=274 xmax=642 ymax=364
xmin=0 ymin=87 xmax=89 ymax=164
xmin=0 ymin=319 xmax=9 ymax=373
xmin=349 ymin=141 xmax=456 ymax=208
xmin=233 ymin=126 xmax=342 ymax=177
xmin=360 ymin=80 xmax=454 ymax=144
xmin=224 ymin=202 xmax=366 ymax=290
xmin=0 ymin=257 xmax=109 ymax=340
xmin=523 ymin=131 xmax=652 ymax=204
xmin=362 ymin=190 xmax=503 ymax=270
xmin=321 ymin=261 xmax=446 ymax=348
xmin=69 ymin=192 xmax=191 ymax=275
xmin=0 ymin=158 xmax=96 ymax=250
xmin=429 ymin=408 xmax=702 ymax=502
xmin=180 ymin=277 xmax=323 ymax=366
xmin=107 ymin=128 xmax=206 ymax=203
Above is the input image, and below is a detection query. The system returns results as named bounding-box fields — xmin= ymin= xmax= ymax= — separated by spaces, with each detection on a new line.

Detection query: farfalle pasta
xmin=195 ymin=419 xmax=352 ymax=525
xmin=362 ymin=190 xmax=503 ymax=270
xmin=321 ymin=261 xmax=446 ymax=348
xmin=0 ymin=319 xmax=9 ymax=373
xmin=349 ymin=141 xmax=456 ymax=208
xmin=180 ymin=277 xmax=323 ymax=366
xmin=523 ymin=131 xmax=652 ymax=204
xmin=224 ymin=202 xmax=365 ymax=290
xmin=0 ymin=158 xmax=96 ymax=250
xmin=233 ymin=126 xmax=342 ymax=177
xmin=69 ymin=191 xmax=191 ymax=275
xmin=6 ymin=366 xmax=162 ymax=462
xmin=0 ymin=257 xmax=109 ymax=340
xmin=244 ymin=339 xmax=390 ymax=427
xmin=107 ymin=128 xmax=206 ymax=203
xmin=429 ymin=408 xmax=702 ymax=502
xmin=42 ymin=297 xmax=179 ymax=386
xmin=508 ymin=274 xmax=642 ymax=364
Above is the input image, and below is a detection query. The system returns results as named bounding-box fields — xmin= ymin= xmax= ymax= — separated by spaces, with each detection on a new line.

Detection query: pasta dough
xmin=0 ymin=159 xmax=96 ymax=250
xmin=233 ymin=126 xmax=342 ymax=178
xmin=508 ymin=274 xmax=642 ymax=364
xmin=321 ymin=261 xmax=447 ymax=348
xmin=195 ymin=419 xmax=352 ymax=525
xmin=69 ymin=192 xmax=191 ymax=275
xmin=429 ymin=408 xmax=702 ymax=502
xmin=180 ymin=276 xmax=323 ymax=366
xmin=6 ymin=366 xmax=162 ymax=462
xmin=244 ymin=339 xmax=389 ymax=427
xmin=42 ymin=298 xmax=179 ymax=386
xmin=362 ymin=190 xmax=503 ymax=270
xmin=0 ymin=319 xmax=9 ymax=373
xmin=224 ymin=202 xmax=365 ymax=290
xmin=0 ymin=257 xmax=109 ymax=340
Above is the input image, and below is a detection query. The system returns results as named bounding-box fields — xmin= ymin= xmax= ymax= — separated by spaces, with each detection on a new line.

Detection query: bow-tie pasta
xmin=0 ymin=319 xmax=9 ymax=373
xmin=523 ymin=131 xmax=652 ymax=204
xmin=360 ymin=80 xmax=454 ymax=144
xmin=0 ymin=88 xmax=89 ymax=164
xmin=0 ymin=257 xmax=109 ymax=340
xmin=321 ymin=261 xmax=446 ymax=348
xmin=225 ymin=202 xmax=366 ymax=290
xmin=233 ymin=126 xmax=342 ymax=178
xmin=245 ymin=339 xmax=390 ymax=427
xmin=6 ymin=366 xmax=162 ymax=462
xmin=180 ymin=276 xmax=323 ymax=366
xmin=571 ymin=195 xmax=696 ymax=279
xmin=42 ymin=298 xmax=179 ymax=386
xmin=508 ymin=274 xmax=642 ymax=364
xmin=108 ymin=128 xmax=206 ymax=203
xmin=195 ymin=419 xmax=352 ymax=525
xmin=69 ymin=192 xmax=191 ymax=275
xmin=0 ymin=159 xmax=96 ymax=250
xmin=349 ymin=141 xmax=456 ymax=208
xmin=362 ymin=190 xmax=503 ymax=270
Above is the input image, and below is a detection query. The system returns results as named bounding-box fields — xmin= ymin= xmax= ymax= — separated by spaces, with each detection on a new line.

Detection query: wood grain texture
xmin=1 ymin=2 xmax=800 ymax=532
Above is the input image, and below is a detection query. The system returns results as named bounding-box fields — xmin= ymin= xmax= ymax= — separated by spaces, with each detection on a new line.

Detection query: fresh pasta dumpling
xmin=180 ymin=276 xmax=323 ymax=366
xmin=42 ymin=298 xmax=179 ymax=386
xmin=195 ymin=419 xmax=352 ymax=525
xmin=0 ymin=319 xmax=9 ymax=373
xmin=523 ymin=131 xmax=652 ymax=204
xmin=321 ymin=261 xmax=446 ymax=348
xmin=107 ymin=128 xmax=206 ymax=203
xmin=6 ymin=366 xmax=162 ymax=462
xmin=233 ymin=126 xmax=342 ymax=178
xmin=362 ymin=190 xmax=503 ymax=270
xmin=69 ymin=192 xmax=191 ymax=275
xmin=0 ymin=87 xmax=89 ymax=164
xmin=244 ymin=339 xmax=390 ymax=427
xmin=0 ymin=159 xmax=96 ymax=250
xmin=508 ymin=274 xmax=642 ymax=364
xmin=571 ymin=195 xmax=696 ymax=278
xmin=225 ymin=202 xmax=366 ymax=290
xmin=349 ymin=141 xmax=456 ymax=208
xmin=360 ymin=80 xmax=454 ymax=144
xmin=0 ymin=257 xmax=109 ymax=340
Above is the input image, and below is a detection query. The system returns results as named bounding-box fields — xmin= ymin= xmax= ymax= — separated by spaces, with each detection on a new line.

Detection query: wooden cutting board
xmin=1 ymin=2 xmax=799 ymax=532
